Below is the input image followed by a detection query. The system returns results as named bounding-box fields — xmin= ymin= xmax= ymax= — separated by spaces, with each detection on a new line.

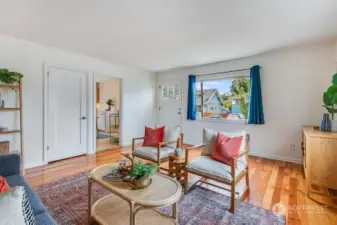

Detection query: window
xmin=196 ymin=75 xmax=250 ymax=121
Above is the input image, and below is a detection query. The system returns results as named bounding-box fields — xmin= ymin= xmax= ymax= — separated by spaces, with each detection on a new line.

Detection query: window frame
xmin=195 ymin=72 xmax=250 ymax=123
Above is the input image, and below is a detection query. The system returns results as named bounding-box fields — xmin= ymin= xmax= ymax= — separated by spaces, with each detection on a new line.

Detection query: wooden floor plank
xmin=261 ymin=162 xmax=278 ymax=209
xmin=24 ymin=145 xmax=337 ymax=223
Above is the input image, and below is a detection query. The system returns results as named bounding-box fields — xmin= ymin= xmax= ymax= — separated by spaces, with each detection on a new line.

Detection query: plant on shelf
xmin=0 ymin=68 xmax=24 ymax=85
xmin=323 ymin=73 xmax=337 ymax=131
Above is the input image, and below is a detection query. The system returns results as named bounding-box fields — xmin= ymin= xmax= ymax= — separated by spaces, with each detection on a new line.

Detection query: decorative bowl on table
xmin=109 ymin=153 xmax=159 ymax=190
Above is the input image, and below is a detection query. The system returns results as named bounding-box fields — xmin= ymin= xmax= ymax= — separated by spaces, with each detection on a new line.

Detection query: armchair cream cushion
xmin=202 ymin=129 xmax=247 ymax=156
xmin=186 ymin=156 xmax=247 ymax=182
xmin=163 ymin=126 xmax=181 ymax=149
xmin=133 ymin=146 xmax=175 ymax=161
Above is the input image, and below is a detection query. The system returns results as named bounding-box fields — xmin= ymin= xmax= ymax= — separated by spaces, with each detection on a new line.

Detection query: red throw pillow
xmin=143 ymin=126 xmax=165 ymax=147
xmin=0 ymin=176 xmax=10 ymax=193
xmin=211 ymin=133 xmax=243 ymax=167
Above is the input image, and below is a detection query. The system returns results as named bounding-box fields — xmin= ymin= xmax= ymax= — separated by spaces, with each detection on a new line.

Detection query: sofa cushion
xmin=0 ymin=154 xmax=21 ymax=177
xmin=133 ymin=146 xmax=175 ymax=161
xmin=5 ymin=175 xmax=46 ymax=215
xmin=0 ymin=186 xmax=36 ymax=225
xmin=186 ymin=156 xmax=247 ymax=182
xmin=35 ymin=211 xmax=57 ymax=225
xmin=0 ymin=176 xmax=11 ymax=193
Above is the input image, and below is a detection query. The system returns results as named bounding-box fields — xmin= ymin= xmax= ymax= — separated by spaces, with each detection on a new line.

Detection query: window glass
xmin=195 ymin=77 xmax=250 ymax=120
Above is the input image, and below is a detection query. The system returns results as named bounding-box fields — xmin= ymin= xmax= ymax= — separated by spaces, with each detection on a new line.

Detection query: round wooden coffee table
xmin=88 ymin=163 xmax=182 ymax=225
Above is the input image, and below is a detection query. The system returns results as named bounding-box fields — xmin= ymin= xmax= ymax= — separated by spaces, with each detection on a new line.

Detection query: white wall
xmin=158 ymin=43 xmax=337 ymax=163
xmin=335 ymin=40 xmax=337 ymax=62
xmin=97 ymin=77 xmax=120 ymax=111
xmin=0 ymin=34 xmax=156 ymax=169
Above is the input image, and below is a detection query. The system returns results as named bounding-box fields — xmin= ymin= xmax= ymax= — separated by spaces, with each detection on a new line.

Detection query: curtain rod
xmin=196 ymin=66 xmax=261 ymax=76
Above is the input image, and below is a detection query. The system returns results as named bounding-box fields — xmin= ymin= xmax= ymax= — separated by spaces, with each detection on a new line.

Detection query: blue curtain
xmin=248 ymin=65 xmax=265 ymax=124
xmin=187 ymin=75 xmax=196 ymax=120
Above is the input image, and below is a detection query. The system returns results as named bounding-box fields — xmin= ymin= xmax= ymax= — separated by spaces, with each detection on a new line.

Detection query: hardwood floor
xmin=25 ymin=146 xmax=337 ymax=225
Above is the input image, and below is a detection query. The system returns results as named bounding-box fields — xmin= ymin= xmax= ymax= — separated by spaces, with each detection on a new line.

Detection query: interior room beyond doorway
xmin=95 ymin=75 xmax=121 ymax=151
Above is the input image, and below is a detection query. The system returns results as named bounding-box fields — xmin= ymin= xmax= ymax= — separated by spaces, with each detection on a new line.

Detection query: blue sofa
xmin=0 ymin=154 xmax=57 ymax=225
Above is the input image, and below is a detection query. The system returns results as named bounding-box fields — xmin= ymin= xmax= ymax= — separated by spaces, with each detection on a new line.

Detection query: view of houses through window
xmin=196 ymin=76 xmax=250 ymax=120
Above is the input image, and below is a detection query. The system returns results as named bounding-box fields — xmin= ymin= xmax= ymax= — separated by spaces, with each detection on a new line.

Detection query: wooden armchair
xmin=132 ymin=126 xmax=184 ymax=171
xmin=184 ymin=129 xmax=249 ymax=213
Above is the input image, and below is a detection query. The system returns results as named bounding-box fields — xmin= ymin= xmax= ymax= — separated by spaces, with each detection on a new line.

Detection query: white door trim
xmin=43 ymin=62 xmax=89 ymax=164
xmin=92 ymin=71 xmax=123 ymax=150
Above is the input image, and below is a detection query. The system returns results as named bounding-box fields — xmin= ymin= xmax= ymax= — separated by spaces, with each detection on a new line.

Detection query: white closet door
xmin=47 ymin=67 xmax=87 ymax=162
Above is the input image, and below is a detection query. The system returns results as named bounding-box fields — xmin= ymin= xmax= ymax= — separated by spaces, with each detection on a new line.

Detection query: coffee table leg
xmin=88 ymin=179 xmax=93 ymax=224
xmin=129 ymin=201 xmax=135 ymax=225
xmin=172 ymin=202 xmax=178 ymax=220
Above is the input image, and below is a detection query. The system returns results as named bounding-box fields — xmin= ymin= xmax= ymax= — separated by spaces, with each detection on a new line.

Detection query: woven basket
xmin=0 ymin=141 xmax=9 ymax=154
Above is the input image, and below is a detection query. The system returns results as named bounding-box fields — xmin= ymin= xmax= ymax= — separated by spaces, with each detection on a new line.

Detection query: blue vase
xmin=320 ymin=113 xmax=331 ymax=132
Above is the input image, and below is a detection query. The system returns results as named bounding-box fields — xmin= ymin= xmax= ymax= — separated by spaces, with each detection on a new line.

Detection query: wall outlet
xmin=290 ymin=144 xmax=296 ymax=151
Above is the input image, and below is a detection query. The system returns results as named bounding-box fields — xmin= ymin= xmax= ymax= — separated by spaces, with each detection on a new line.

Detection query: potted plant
xmin=323 ymin=73 xmax=337 ymax=132
xmin=106 ymin=99 xmax=114 ymax=111
xmin=128 ymin=160 xmax=159 ymax=189
xmin=0 ymin=68 xmax=23 ymax=85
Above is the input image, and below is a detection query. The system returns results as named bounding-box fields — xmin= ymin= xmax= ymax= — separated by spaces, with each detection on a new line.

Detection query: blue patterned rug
xmin=96 ymin=133 xmax=110 ymax=139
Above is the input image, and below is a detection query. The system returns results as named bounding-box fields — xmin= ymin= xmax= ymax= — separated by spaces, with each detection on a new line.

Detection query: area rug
xmin=96 ymin=132 xmax=110 ymax=139
xmin=34 ymin=172 xmax=286 ymax=225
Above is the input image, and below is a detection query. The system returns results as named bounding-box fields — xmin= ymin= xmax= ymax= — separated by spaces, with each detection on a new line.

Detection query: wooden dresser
xmin=302 ymin=126 xmax=337 ymax=207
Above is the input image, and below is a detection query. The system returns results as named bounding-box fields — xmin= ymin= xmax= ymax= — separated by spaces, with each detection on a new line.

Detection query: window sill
xmin=195 ymin=118 xmax=247 ymax=124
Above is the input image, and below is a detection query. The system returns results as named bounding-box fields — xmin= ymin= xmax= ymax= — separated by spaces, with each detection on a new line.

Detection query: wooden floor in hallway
xmin=25 ymin=146 xmax=337 ymax=225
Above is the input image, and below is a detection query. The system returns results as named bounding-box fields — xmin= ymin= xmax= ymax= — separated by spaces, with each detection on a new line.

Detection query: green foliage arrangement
xmin=0 ymin=68 xmax=23 ymax=84
xmin=323 ymin=73 xmax=337 ymax=119
xmin=106 ymin=99 xmax=114 ymax=107
xmin=128 ymin=160 xmax=159 ymax=179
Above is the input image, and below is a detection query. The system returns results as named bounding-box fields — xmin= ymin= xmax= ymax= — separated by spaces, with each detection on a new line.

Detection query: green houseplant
xmin=106 ymin=99 xmax=114 ymax=111
xmin=323 ymin=73 xmax=337 ymax=131
xmin=0 ymin=68 xmax=23 ymax=85
xmin=128 ymin=160 xmax=159 ymax=189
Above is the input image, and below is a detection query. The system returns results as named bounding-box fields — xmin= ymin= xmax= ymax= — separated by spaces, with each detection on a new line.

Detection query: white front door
xmin=47 ymin=66 xmax=87 ymax=162
xmin=157 ymin=76 xmax=183 ymax=127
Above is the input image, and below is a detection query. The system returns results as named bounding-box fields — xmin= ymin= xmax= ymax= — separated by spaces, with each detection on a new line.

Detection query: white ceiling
xmin=0 ymin=0 xmax=336 ymax=71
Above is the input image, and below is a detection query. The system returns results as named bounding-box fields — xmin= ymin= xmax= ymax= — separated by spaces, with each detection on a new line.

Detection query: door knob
xmin=81 ymin=117 xmax=87 ymax=120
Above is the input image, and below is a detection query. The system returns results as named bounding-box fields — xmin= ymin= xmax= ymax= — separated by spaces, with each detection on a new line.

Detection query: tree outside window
xmin=196 ymin=77 xmax=250 ymax=120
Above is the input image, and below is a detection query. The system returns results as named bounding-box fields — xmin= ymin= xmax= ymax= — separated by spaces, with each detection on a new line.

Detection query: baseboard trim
xmin=25 ymin=161 xmax=46 ymax=169
xmin=249 ymin=152 xmax=302 ymax=164
xmin=184 ymin=142 xmax=302 ymax=164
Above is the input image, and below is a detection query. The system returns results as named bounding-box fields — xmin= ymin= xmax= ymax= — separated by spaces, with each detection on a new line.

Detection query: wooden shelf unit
xmin=0 ymin=108 xmax=20 ymax=111
xmin=0 ymin=84 xmax=19 ymax=89
xmin=0 ymin=77 xmax=24 ymax=175
xmin=0 ymin=129 xmax=21 ymax=134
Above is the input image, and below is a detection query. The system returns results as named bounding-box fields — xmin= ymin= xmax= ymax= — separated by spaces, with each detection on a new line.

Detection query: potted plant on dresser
xmin=323 ymin=73 xmax=337 ymax=132
xmin=106 ymin=99 xmax=114 ymax=111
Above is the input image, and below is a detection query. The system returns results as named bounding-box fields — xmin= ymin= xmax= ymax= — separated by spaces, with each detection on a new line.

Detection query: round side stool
xmin=168 ymin=153 xmax=186 ymax=185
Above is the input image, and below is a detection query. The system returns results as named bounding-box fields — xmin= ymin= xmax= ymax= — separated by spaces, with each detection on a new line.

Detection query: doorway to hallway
xmin=95 ymin=75 xmax=121 ymax=151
